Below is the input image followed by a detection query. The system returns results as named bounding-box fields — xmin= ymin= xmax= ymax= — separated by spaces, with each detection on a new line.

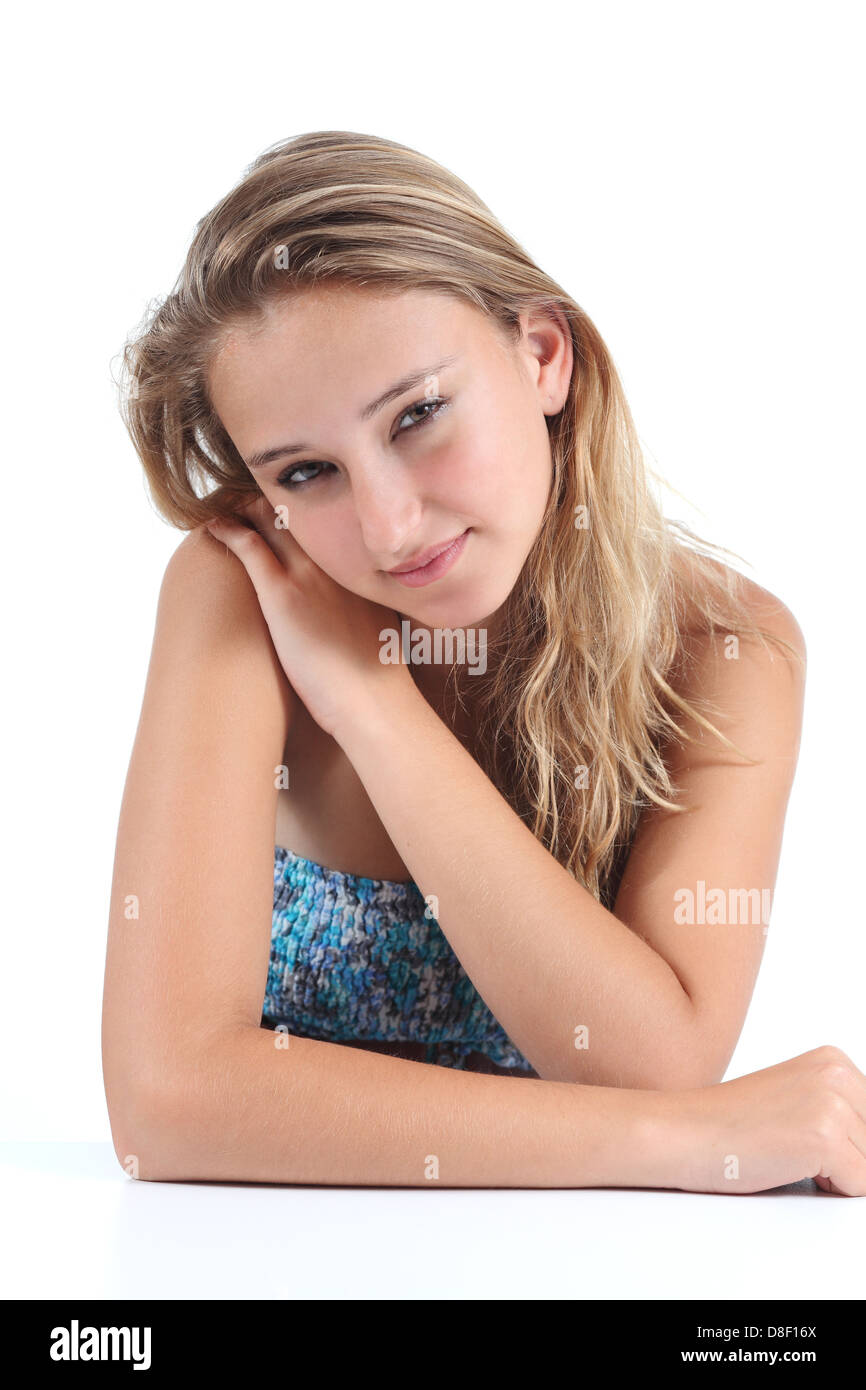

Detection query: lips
xmin=386 ymin=529 xmax=470 ymax=588
xmin=387 ymin=531 xmax=466 ymax=574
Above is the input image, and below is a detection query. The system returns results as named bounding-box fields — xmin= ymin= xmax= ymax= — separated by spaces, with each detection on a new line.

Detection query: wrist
xmin=330 ymin=666 xmax=424 ymax=752
xmin=549 ymin=1081 xmax=697 ymax=1191
xmin=631 ymin=1085 xmax=702 ymax=1192
xmin=580 ymin=1085 xmax=697 ymax=1192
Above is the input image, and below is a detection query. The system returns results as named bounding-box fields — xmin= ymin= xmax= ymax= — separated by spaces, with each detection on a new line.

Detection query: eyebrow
xmin=244 ymin=354 xmax=462 ymax=470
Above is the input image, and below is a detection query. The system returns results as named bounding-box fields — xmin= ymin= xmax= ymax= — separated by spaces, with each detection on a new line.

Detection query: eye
xmin=276 ymin=395 xmax=451 ymax=490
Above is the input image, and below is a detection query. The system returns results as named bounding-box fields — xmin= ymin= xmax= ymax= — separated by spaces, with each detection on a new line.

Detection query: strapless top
xmin=262 ymin=845 xmax=537 ymax=1072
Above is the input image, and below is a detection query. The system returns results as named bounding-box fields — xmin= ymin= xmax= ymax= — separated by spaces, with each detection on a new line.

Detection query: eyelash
xmin=275 ymin=396 xmax=451 ymax=490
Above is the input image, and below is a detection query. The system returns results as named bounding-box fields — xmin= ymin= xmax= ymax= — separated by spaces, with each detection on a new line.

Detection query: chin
xmin=407 ymin=592 xmax=507 ymax=632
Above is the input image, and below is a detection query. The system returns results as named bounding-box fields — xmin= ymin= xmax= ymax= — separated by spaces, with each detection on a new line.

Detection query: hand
xmin=203 ymin=496 xmax=415 ymax=740
xmin=655 ymin=1045 xmax=866 ymax=1196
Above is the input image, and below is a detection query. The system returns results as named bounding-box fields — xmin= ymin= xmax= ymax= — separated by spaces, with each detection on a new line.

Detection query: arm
xmin=130 ymin=1025 xmax=677 ymax=1188
xmin=103 ymin=534 xmax=860 ymax=1196
xmin=329 ymin=587 xmax=806 ymax=1092
xmin=100 ymin=526 xmax=671 ymax=1189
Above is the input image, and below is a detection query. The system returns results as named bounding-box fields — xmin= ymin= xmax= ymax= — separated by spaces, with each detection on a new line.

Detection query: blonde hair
xmin=118 ymin=129 xmax=804 ymax=909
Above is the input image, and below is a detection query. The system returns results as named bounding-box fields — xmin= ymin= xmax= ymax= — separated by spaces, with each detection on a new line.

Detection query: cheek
xmin=259 ymin=493 xmax=339 ymax=571
xmin=437 ymin=423 xmax=508 ymax=510
xmin=450 ymin=416 xmax=549 ymax=517
xmin=292 ymin=509 xmax=378 ymax=590
xmin=292 ymin=518 xmax=343 ymax=569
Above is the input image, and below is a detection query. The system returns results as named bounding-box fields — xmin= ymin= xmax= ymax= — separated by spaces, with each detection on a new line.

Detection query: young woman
xmin=101 ymin=129 xmax=865 ymax=1195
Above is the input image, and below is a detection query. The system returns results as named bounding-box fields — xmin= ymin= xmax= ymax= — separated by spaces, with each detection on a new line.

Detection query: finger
xmin=813 ymin=1139 xmax=866 ymax=1197
xmin=255 ymin=511 xmax=318 ymax=570
xmin=205 ymin=517 xmax=287 ymax=599
xmin=233 ymin=495 xmax=306 ymax=561
xmin=235 ymin=494 xmax=274 ymax=527
xmin=813 ymin=1110 xmax=866 ymax=1197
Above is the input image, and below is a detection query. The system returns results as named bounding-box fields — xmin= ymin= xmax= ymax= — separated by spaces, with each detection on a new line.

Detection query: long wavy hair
xmin=117 ymin=129 xmax=804 ymax=910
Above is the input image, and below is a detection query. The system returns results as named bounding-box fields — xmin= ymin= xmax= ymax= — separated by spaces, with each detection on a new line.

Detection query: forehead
xmin=208 ymin=285 xmax=502 ymax=398
xmin=211 ymin=284 xmax=517 ymax=405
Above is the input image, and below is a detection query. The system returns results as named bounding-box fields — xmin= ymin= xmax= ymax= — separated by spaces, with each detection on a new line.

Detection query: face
xmin=207 ymin=283 xmax=572 ymax=664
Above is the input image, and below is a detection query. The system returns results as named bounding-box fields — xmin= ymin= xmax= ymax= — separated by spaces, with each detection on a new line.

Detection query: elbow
xmin=639 ymin=1047 xmax=730 ymax=1093
xmin=105 ymin=1070 xmax=184 ymax=1181
xmin=536 ymin=1031 xmax=727 ymax=1091
xmin=630 ymin=999 xmax=731 ymax=1092
xmin=639 ymin=1066 xmax=723 ymax=1092
xmin=535 ymin=1059 xmax=713 ymax=1090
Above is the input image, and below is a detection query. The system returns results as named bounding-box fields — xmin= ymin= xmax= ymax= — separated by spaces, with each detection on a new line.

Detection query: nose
xmin=351 ymin=463 xmax=424 ymax=568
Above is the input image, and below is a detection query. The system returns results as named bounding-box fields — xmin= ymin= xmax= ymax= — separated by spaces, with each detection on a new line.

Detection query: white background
xmin=1 ymin=0 xmax=864 ymax=1298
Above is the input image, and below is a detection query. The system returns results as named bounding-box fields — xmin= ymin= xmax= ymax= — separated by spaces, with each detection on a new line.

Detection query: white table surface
xmin=2 ymin=1142 xmax=863 ymax=1301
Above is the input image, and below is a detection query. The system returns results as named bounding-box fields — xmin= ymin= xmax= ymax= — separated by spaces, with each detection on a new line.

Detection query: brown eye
xmin=395 ymin=397 xmax=448 ymax=431
xmin=276 ymin=396 xmax=451 ymax=491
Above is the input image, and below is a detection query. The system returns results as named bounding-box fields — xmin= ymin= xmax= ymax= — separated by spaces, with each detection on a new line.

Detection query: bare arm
xmin=322 ymin=587 xmax=806 ymax=1091
xmin=197 ymin=505 xmax=806 ymax=1094
xmin=117 ymin=1023 xmax=866 ymax=1196
xmin=130 ymin=1024 xmax=674 ymax=1188
xmin=100 ymin=525 xmax=672 ymax=1189
xmin=331 ymin=682 xmax=693 ymax=1090
xmin=102 ymin=530 xmax=864 ymax=1196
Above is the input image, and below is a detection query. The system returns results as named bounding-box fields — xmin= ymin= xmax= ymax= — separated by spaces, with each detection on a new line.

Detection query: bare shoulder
xmin=163 ymin=527 xmax=291 ymax=673
xmin=665 ymin=546 xmax=806 ymax=772
xmin=162 ymin=525 xmax=270 ymax=629
xmin=144 ymin=520 xmax=297 ymax=761
xmin=670 ymin=545 xmax=807 ymax=663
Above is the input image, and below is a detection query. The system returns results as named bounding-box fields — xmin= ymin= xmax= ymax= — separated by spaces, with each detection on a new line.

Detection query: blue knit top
xmin=262 ymin=844 xmax=537 ymax=1072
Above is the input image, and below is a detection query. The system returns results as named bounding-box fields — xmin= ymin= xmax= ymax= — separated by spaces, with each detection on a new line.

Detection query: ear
xmin=515 ymin=305 xmax=574 ymax=416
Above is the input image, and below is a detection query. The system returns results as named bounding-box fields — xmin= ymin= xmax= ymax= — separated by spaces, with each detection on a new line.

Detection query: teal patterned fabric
xmin=262 ymin=845 xmax=536 ymax=1071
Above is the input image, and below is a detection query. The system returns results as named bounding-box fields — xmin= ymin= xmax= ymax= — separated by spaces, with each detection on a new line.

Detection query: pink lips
xmin=386 ymin=529 xmax=471 ymax=587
